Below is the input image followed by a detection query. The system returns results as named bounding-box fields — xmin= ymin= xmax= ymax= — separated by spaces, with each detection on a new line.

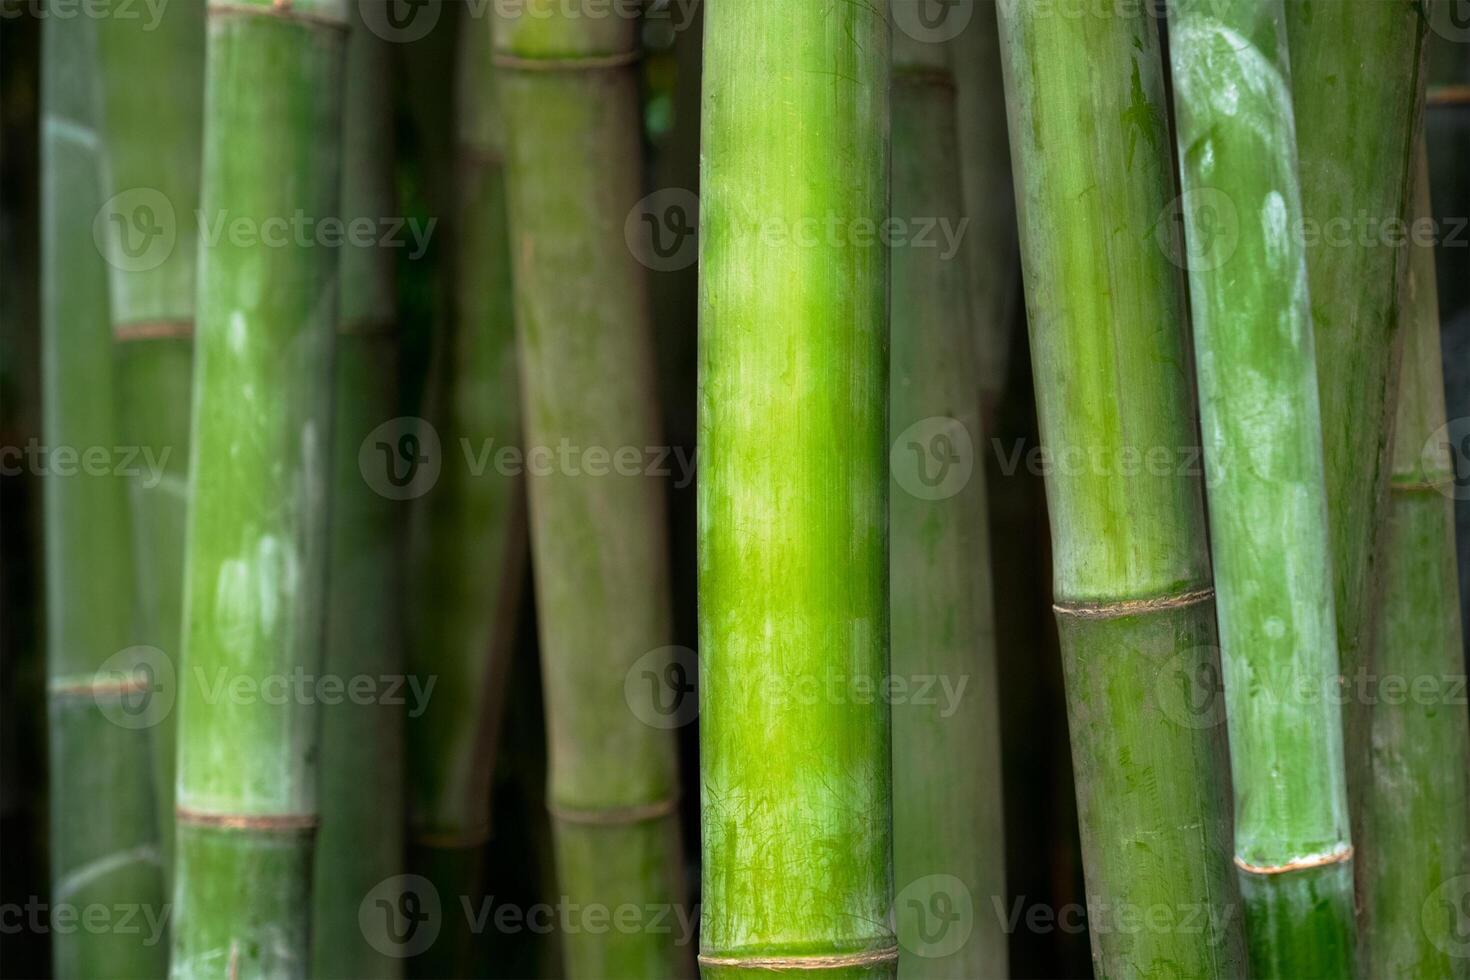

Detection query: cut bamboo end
xmin=697 ymin=946 xmax=900 ymax=971
xmin=491 ymin=50 xmax=640 ymax=72
xmin=208 ymin=2 xmax=349 ymax=32
xmin=547 ymin=797 xmax=678 ymax=827
xmin=47 ymin=674 xmax=151 ymax=699
xmin=176 ymin=807 xmax=320 ymax=834
xmin=1427 ymin=84 xmax=1470 ymax=107
xmin=1053 ymin=586 xmax=1215 ymax=621
xmin=113 ymin=318 xmax=194 ymax=342
xmin=1234 ymin=845 xmax=1354 ymax=877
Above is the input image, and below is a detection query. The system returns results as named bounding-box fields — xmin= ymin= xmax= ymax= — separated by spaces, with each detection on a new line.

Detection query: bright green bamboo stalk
xmin=698 ymin=3 xmax=894 ymax=977
xmin=402 ymin=11 xmax=527 ymax=978
xmin=1283 ymin=0 xmax=1430 ymax=835
xmin=996 ymin=4 xmax=1246 ymax=976
xmin=1360 ymin=141 xmax=1470 ymax=978
xmin=41 ymin=9 xmax=168 ymax=977
xmin=311 ymin=9 xmax=403 ymax=978
xmin=94 ymin=0 xmax=204 ymax=884
xmin=492 ymin=6 xmax=691 ymax=977
xmin=889 ymin=26 xmax=1006 ymax=980
xmin=1167 ymin=3 xmax=1354 ymax=974
xmin=172 ymin=2 xmax=345 ymax=977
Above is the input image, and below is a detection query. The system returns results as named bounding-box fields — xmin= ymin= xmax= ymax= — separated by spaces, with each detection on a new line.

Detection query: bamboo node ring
xmin=697 ymin=945 xmax=901 ymax=970
xmin=208 ymin=2 xmax=348 ymax=32
xmin=114 ymin=319 xmax=194 ymax=342
xmin=1234 ymin=845 xmax=1354 ymax=876
xmin=176 ymin=807 xmax=320 ymax=833
xmin=547 ymin=797 xmax=678 ymax=826
xmin=491 ymin=50 xmax=641 ymax=72
xmin=1053 ymin=586 xmax=1215 ymax=620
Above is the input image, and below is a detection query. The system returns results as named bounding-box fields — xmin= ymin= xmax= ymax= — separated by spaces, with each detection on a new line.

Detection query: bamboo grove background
xmin=0 ymin=0 xmax=1467 ymax=978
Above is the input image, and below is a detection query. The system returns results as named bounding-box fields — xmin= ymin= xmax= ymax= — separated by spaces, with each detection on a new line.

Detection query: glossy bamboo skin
xmin=172 ymin=2 xmax=346 ymax=977
xmin=996 ymin=2 xmax=1246 ymax=975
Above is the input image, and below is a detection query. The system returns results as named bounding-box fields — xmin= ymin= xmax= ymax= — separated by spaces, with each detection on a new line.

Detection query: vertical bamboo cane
xmin=1283 ymin=0 xmax=1430 ymax=840
xmin=1167 ymin=2 xmax=1354 ymax=973
xmin=1361 ymin=141 xmax=1470 ymax=978
xmin=311 ymin=8 xmax=403 ymax=977
xmin=403 ymin=10 xmax=528 ymax=977
xmin=698 ymin=2 xmax=895 ymax=977
xmin=889 ymin=23 xmax=1006 ymax=979
xmin=94 ymin=0 xmax=205 ymax=883
xmin=492 ymin=5 xmax=691 ymax=976
xmin=995 ymin=2 xmax=1247 ymax=975
xmin=171 ymin=2 xmax=346 ymax=976
xmin=41 ymin=8 xmax=167 ymax=977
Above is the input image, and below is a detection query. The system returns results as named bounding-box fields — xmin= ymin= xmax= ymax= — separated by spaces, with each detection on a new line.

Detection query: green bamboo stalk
xmin=402 ymin=11 xmax=528 ymax=978
xmin=1283 ymin=0 xmax=1430 ymax=839
xmin=492 ymin=6 xmax=691 ymax=977
xmin=889 ymin=26 xmax=1006 ymax=979
xmin=171 ymin=2 xmax=345 ymax=977
xmin=311 ymin=9 xmax=403 ymax=978
xmin=1360 ymin=140 xmax=1470 ymax=978
xmin=698 ymin=3 xmax=894 ymax=977
xmin=1167 ymin=2 xmax=1354 ymax=974
xmin=995 ymin=4 xmax=1247 ymax=976
xmin=94 ymin=0 xmax=205 ymax=885
xmin=40 ymin=8 xmax=168 ymax=977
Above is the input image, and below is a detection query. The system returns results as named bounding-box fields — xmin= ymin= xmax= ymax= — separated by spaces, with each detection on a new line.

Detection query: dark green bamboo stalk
xmin=698 ymin=3 xmax=894 ymax=977
xmin=492 ymin=6 xmax=690 ymax=977
xmin=402 ymin=11 xmax=527 ymax=978
xmin=889 ymin=25 xmax=1006 ymax=979
xmin=311 ymin=9 xmax=403 ymax=977
xmin=172 ymin=2 xmax=345 ymax=976
xmin=1360 ymin=141 xmax=1470 ymax=978
xmin=996 ymin=3 xmax=1246 ymax=975
xmin=1167 ymin=3 xmax=1354 ymax=974
xmin=1283 ymin=0 xmax=1430 ymax=839
xmin=94 ymin=0 xmax=204 ymax=884
xmin=41 ymin=8 xmax=167 ymax=977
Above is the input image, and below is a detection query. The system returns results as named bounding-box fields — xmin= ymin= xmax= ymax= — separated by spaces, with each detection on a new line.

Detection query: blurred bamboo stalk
xmin=889 ymin=20 xmax=1007 ymax=979
xmin=171 ymin=1 xmax=346 ymax=976
xmin=1360 ymin=140 xmax=1470 ymax=978
xmin=40 ymin=8 xmax=167 ymax=977
xmin=492 ymin=5 xmax=691 ymax=976
xmin=996 ymin=1 xmax=1247 ymax=974
xmin=312 ymin=8 xmax=404 ymax=977
xmin=1167 ymin=2 xmax=1354 ymax=973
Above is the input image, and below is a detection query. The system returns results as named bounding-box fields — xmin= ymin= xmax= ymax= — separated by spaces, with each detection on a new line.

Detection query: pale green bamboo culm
xmin=1167 ymin=2 xmax=1354 ymax=974
xmin=997 ymin=2 xmax=1247 ymax=975
xmin=41 ymin=8 xmax=167 ymax=977
xmin=492 ymin=5 xmax=690 ymax=977
xmin=889 ymin=22 xmax=1006 ymax=979
xmin=1360 ymin=141 xmax=1470 ymax=978
xmin=94 ymin=0 xmax=205 ymax=885
xmin=172 ymin=1 xmax=346 ymax=977
xmin=699 ymin=2 xmax=896 ymax=977
xmin=311 ymin=6 xmax=404 ymax=977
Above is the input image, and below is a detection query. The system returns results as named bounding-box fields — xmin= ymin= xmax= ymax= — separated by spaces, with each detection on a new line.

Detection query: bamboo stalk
xmin=171 ymin=2 xmax=346 ymax=976
xmin=402 ymin=11 xmax=528 ymax=978
xmin=1360 ymin=140 xmax=1470 ymax=978
xmin=1166 ymin=2 xmax=1354 ymax=973
xmin=889 ymin=25 xmax=1006 ymax=979
xmin=995 ymin=3 xmax=1247 ymax=975
xmin=1282 ymin=0 xmax=1430 ymax=848
xmin=698 ymin=2 xmax=895 ymax=977
xmin=311 ymin=8 xmax=403 ymax=978
xmin=94 ymin=0 xmax=204 ymax=884
xmin=492 ymin=6 xmax=691 ymax=977
xmin=40 ymin=8 xmax=168 ymax=977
